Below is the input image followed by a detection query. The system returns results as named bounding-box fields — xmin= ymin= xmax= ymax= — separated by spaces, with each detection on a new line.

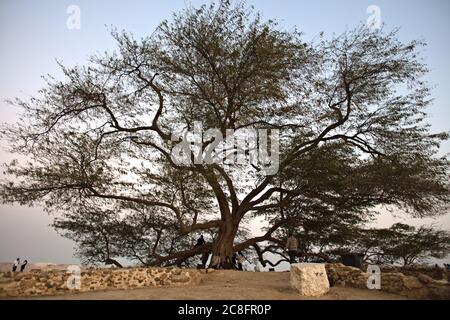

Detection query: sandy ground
xmin=0 ymin=262 xmax=71 ymax=273
xmin=21 ymin=270 xmax=406 ymax=300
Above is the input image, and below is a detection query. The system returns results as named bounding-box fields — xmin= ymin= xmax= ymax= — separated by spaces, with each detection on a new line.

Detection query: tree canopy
xmin=356 ymin=223 xmax=450 ymax=266
xmin=1 ymin=1 xmax=449 ymax=267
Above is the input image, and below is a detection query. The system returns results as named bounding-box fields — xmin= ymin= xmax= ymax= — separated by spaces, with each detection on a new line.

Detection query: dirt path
xmin=25 ymin=270 xmax=406 ymax=300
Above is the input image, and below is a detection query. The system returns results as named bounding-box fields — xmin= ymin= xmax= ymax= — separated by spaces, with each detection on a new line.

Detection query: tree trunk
xmin=105 ymin=258 xmax=123 ymax=268
xmin=210 ymin=222 xmax=238 ymax=269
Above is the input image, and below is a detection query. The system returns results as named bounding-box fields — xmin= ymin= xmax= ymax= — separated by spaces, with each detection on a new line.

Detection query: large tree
xmin=1 ymin=1 xmax=449 ymax=267
xmin=355 ymin=223 xmax=450 ymax=266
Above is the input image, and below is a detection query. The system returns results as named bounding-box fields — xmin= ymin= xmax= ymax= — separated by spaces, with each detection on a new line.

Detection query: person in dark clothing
xmin=222 ymin=256 xmax=233 ymax=269
xmin=231 ymin=253 xmax=238 ymax=269
xmin=195 ymin=235 xmax=206 ymax=247
xmin=20 ymin=260 xmax=28 ymax=272
xmin=200 ymin=252 xmax=210 ymax=269
xmin=194 ymin=235 xmax=207 ymax=268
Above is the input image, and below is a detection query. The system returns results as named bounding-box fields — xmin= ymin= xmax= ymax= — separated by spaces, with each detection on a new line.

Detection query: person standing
xmin=20 ymin=260 xmax=28 ymax=272
xmin=237 ymin=252 xmax=245 ymax=271
xmin=253 ymin=258 xmax=261 ymax=272
xmin=286 ymin=233 xmax=299 ymax=264
xmin=195 ymin=235 xmax=208 ymax=269
xmin=12 ymin=258 xmax=20 ymax=272
xmin=200 ymin=252 xmax=209 ymax=269
xmin=231 ymin=253 xmax=238 ymax=269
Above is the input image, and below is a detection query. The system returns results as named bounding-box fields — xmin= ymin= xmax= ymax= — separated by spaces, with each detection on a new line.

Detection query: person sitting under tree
xmin=194 ymin=235 xmax=205 ymax=247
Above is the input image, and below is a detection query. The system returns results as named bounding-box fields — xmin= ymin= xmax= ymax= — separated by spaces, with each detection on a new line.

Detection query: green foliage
xmin=357 ymin=223 xmax=450 ymax=266
xmin=0 ymin=1 xmax=449 ymax=265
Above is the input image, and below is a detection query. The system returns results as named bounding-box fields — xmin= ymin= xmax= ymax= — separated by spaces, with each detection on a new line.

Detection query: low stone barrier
xmin=326 ymin=263 xmax=450 ymax=299
xmin=380 ymin=266 xmax=449 ymax=281
xmin=0 ymin=267 xmax=202 ymax=298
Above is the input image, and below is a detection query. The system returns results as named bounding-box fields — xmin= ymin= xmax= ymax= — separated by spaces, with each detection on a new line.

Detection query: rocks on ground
xmin=290 ymin=263 xmax=330 ymax=297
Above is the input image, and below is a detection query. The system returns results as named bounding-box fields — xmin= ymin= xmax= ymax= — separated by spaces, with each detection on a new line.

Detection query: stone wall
xmin=326 ymin=263 xmax=450 ymax=300
xmin=0 ymin=267 xmax=203 ymax=298
xmin=380 ymin=266 xmax=449 ymax=281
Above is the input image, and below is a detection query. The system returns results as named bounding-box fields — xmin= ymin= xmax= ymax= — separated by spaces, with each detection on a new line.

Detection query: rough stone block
xmin=290 ymin=263 xmax=330 ymax=297
xmin=402 ymin=276 xmax=424 ymax=290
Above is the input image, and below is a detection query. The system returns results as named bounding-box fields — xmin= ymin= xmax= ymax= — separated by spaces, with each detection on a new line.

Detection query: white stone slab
xmin=290 ymin=263 xmax=330 ymax=297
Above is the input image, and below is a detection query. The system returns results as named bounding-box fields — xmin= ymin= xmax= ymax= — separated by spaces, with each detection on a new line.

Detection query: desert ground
xmin=12 ymin=269 xmax=405 ymax=300
xmin=0 ymin=262 xmax=70 ymax=273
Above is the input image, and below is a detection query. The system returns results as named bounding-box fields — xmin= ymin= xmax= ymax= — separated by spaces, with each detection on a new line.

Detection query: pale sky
xmin=0 ymin=0 xmax=449 ymax=265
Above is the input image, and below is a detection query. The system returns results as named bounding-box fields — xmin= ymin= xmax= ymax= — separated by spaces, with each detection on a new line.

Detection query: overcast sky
xmin=0 ymin=0 xmax=449 ymax=265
